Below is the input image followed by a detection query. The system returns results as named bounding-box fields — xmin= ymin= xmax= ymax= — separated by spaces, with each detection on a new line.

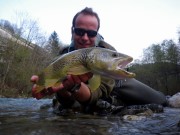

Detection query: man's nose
xmin=81 ymin=33 xmax=89 ymax=40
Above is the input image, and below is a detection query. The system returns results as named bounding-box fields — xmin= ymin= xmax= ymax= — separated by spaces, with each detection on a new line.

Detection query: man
xmin=31 ymin=7 xmax=167 ymax=114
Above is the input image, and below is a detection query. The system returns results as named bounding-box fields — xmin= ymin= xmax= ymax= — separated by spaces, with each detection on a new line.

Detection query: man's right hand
xmin=30 ymin=72 xmax=93 ymax=99
xmin=62 ymin=72 xmax=93 ymax=90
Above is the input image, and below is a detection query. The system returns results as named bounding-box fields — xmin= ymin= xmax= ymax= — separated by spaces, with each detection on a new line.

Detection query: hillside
xmin=0 ymin=26 xmax=36 ymax=49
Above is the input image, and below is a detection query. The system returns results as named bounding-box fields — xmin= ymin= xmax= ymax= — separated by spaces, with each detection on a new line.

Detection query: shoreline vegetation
xmin=0 ymin=88 xmax=31 ymax=98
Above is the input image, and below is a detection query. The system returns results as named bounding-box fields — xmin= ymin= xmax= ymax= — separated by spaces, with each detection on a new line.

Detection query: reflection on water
xmin=0 ymin=98 xmax=180 ymax=135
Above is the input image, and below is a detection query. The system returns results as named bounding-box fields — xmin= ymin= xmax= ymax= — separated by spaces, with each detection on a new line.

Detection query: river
xmin=0 ymin=98 xmax=180 ymax=135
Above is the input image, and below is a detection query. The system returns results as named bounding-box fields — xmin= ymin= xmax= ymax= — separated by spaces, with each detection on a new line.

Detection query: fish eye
xmin=112 ymin=53 xmax=118 ymax=57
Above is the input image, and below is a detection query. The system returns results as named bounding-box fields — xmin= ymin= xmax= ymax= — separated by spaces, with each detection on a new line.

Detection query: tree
xmin=142 ymin=46 xmax=153 ymax=63
xmin=0 ymin=13 xmax=51 ymax=97
xmin=0 ymin=19 xmax=15 ymax=34
xmin=45 ymin=31 xmax=61 ymax=57
xmin=152 ymin=44 xmax=165 ymax=62
xmin=165 ymin=40 xmax=180 ymax=64
xmin=133 ymin=37 xmax=180 ymax=95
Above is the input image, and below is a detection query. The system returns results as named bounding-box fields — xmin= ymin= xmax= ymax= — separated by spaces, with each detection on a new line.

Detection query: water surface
xmin=0 ymin=98 xmax=180 ymax=135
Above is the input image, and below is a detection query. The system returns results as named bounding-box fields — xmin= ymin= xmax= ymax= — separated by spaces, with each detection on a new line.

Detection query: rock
xmin=123 ymin=115 xmax=146 ymax=121
xmin=122 ymin=109 xmax=153 ymax=121
xmin=168 ymin=92 xmax=180 ymax=108
xmin=111 ymin=104 xmax=163 ymax=117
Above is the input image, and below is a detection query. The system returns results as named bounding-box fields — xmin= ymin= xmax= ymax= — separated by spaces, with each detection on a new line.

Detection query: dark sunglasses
xmin=73 ymin=27 xmax=97 ymax=38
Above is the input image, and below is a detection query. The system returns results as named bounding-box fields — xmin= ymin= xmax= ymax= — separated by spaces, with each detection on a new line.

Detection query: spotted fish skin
xmin=35 ymin=42 xmax=136 ymax=93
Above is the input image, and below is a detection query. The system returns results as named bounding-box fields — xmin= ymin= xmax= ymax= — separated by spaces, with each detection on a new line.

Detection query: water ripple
xmin=0 ymin=98 xmax=180 ymax=135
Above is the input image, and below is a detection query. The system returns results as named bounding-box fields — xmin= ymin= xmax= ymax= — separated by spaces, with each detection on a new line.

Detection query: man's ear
xmin=71 ymin=26 xmax=74 ymax=34
xmin=71 ymin=26 xmax=74 ymax=41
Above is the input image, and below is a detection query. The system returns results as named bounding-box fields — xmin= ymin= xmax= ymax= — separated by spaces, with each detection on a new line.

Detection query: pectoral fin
xmin=35 ymin=79 xmax=59 ymax=93
xmin=88 ymin=74 xmax=101 ymax=92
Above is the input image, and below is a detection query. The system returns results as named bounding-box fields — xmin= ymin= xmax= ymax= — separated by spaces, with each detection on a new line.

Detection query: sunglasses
xmin=73 ymin=27 xmax=97 ymax=38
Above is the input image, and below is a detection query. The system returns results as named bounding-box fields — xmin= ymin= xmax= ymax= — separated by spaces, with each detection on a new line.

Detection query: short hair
xmin=72 ymin=7 xmax=100 ymax=31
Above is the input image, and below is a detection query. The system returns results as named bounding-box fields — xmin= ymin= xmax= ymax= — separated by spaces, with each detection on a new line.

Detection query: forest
xmin=130 ymin=39 xmax=180 ymax=95
xmin=0 ymin=17 xmax=179 ymax=98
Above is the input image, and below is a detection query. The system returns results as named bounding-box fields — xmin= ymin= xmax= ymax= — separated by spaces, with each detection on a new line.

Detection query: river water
xmin=0 ymin=98 xmax=180 ymax=135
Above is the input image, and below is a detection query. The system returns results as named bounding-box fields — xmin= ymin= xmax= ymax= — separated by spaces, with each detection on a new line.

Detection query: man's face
xmin=72 ymin=14 xmax=98 ymax=49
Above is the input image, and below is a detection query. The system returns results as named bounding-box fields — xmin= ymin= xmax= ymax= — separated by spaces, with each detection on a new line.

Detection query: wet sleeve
xmin=88 ymin=76 xmax=115 ymax=105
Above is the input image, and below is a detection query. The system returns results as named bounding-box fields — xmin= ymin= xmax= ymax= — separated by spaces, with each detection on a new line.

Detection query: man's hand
xmin=62 ymin=72 xmax=93 ymax=90
xmin=30 ymin=72 xmax=93 ymax=99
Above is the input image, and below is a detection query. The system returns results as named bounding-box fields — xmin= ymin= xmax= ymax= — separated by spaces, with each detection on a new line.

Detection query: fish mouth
xmin=116 ymin=57 xmax=136 ymax=78
xmin=117 ymin=57 xmax=133 ymax=69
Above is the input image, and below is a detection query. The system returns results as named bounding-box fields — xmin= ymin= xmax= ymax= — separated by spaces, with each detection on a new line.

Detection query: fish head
xmin=88 ymin=47 xmax=136 ymax=79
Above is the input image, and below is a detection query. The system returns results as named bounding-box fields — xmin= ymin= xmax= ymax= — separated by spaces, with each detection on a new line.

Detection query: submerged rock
xmin=111 ymin=104 xmax=163 ymax=116
xmin=168 ymin=92 xmax=180 ymax=108
xmin=122 ymin=109 xmax=153 ymax=121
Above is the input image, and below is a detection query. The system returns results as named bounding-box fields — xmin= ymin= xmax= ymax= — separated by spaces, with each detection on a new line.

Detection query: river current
xmin=0 ymin=98 xmax=180 ymax=135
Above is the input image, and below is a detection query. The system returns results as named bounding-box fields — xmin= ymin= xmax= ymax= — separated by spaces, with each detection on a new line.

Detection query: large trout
xmin=34 ymin=46 xmax=136 ymax=93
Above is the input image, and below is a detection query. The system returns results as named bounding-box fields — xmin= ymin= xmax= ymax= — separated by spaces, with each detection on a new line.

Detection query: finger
xmin=51 ymin=83 xmax=64 ymax=92
xmin=85 ymin=72 xmax=93 ymax=78
xmin=32 ymin=84 xmax=37 ymax=97
xmin=31 ymin=75 xmax=39 ymax=83
xmin=71 ymin=75 xmax=82 ymax=84
xmin=62 ymin=75 xmax=75 ymax=89
xmin=78 ymin=72 xmax=93 ymax=82
xmin=66 ymin=75 xmax=75 ymax=83
xmin=32 ymin=84 xmax=43 ymax=99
